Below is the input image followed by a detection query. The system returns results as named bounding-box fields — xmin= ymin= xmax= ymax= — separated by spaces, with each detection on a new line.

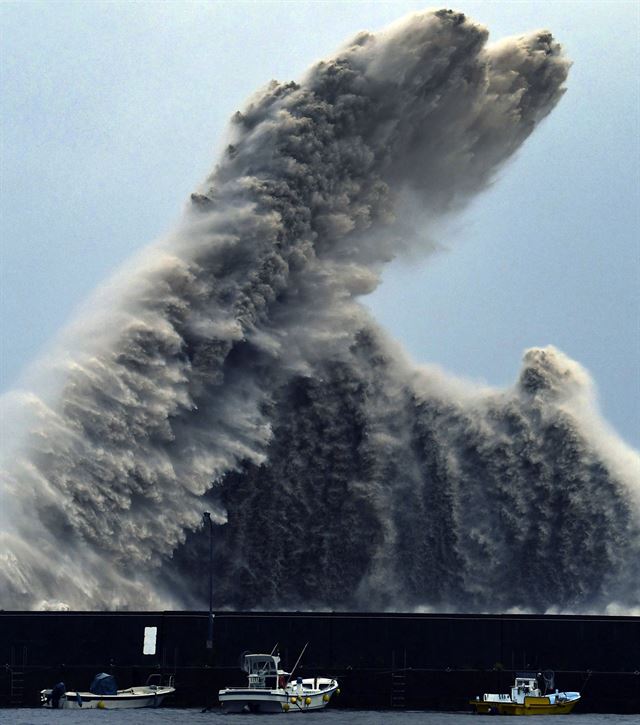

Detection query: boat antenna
xmin=288 ymin=642 xmax=309 ymax=681
xmin=270 ymin=643 xmax=279 ymax=656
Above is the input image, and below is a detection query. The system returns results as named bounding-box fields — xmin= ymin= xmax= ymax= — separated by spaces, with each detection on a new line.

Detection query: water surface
xmin=2 ymin=709 xmax=637 ymax=724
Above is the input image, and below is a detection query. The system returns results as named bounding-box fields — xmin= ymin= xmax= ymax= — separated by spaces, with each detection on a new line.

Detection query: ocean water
xmin=0 ymin=710 xmax=637 ymax=725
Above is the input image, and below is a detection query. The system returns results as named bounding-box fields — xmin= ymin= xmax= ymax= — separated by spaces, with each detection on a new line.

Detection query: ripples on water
xmin=1 ymin=710 xmax=638 ymax=725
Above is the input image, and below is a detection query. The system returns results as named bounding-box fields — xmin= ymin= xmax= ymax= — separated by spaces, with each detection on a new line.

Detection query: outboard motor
xmin=50 ymin=681 xmax=66 ymax=709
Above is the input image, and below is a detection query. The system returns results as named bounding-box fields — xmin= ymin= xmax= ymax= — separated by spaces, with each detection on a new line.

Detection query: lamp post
xmin=203 ymin=512 xmax=214 ymax=649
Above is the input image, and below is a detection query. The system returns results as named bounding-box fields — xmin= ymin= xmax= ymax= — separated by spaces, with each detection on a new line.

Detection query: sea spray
xmin=1 ymin=9 xmax=638 ymax=612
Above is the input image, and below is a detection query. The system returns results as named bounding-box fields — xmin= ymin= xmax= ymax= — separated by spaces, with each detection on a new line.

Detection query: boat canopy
xmin=89 ymin=673 xmax=117 ymax=695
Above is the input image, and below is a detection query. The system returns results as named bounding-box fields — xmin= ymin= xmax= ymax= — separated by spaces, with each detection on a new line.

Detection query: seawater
xmin=0 ymin=710 xmax=636 ymax=725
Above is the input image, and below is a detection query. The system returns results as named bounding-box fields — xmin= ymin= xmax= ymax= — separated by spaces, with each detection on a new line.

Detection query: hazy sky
xmin=1 ymin=1 xmax=638 ymax=447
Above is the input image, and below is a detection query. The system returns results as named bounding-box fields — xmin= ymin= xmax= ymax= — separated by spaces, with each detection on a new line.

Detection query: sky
xmin=1 ymin=0 xmax=638 ymax=448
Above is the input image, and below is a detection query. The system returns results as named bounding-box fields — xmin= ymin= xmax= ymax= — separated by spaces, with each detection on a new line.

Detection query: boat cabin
xmin=510 ymin=673 xmax=541 ymax=703
xmin=241 ymin=654 xmax=289 ymax=690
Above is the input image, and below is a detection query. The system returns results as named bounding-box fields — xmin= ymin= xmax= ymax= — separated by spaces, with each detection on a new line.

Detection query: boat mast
xmin=288 ymin=642 xmax=309 ymax=681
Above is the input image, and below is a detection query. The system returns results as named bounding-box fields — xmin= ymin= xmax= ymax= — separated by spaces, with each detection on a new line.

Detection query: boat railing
xmin=145 ymin=673 xmax=175 ymax=689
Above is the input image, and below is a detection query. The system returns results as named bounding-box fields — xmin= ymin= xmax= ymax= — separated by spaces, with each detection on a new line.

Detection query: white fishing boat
xmin=218 ymin=649 xmax=339 ymax=713
xmin=41 ymin=672 xmax=175 ymax=709
xmin=470 ymin=671 xmax=581 ymax=715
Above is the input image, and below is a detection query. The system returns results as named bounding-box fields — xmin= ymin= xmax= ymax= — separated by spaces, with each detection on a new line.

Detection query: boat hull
xmin=470 ymin=695 xmax=580 ymax=715
xmin=41 ymin=686 xmax=174 ymax=709
xmin=219 ymin=681 xmax=339 ymax=713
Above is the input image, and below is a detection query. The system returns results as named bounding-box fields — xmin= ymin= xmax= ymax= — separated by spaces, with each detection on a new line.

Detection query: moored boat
xmin=218 ymin=650 xmax=339 ymax=713
xmin=41 ymin=672 xmax=175 ymax=709
xmin=470 ymin=671 xmax=580 ymax=715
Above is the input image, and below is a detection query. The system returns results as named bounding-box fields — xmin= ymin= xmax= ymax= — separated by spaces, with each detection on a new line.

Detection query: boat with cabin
xmin=41 ymin=672 xmax=175 ymax=709
xmin=218 ymin=649 xmax=339 ymax=713
xmin=470 ymin=671 xmax=580 ymax=715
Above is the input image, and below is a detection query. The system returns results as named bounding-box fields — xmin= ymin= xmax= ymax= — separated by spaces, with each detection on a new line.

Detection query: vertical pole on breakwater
xmin=201 ymin=511 xmax=216 ymax=713
xmin=203 ymin=512 xmax=214 ymax=650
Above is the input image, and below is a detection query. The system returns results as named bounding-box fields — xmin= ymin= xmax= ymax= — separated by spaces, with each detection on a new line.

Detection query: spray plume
xmin=1 ymin=9 xmax=638 ymax=613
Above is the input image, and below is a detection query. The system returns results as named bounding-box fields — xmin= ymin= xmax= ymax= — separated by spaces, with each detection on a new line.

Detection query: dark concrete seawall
xmin=1 ymin=611 xmax=639 ymax=712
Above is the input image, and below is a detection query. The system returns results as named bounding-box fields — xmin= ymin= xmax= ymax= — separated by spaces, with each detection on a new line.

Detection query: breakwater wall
xmin=1 ymin=611 xmax=638 ymax=712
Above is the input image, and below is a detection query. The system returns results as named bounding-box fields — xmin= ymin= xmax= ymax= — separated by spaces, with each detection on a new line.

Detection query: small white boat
xmin=470 ymin=671 xmax=581 ymax=715
xmin=41 ymin=672 xmax=175 ymax=709
xmin=218 ymin=651 xmax=339 ymax=713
